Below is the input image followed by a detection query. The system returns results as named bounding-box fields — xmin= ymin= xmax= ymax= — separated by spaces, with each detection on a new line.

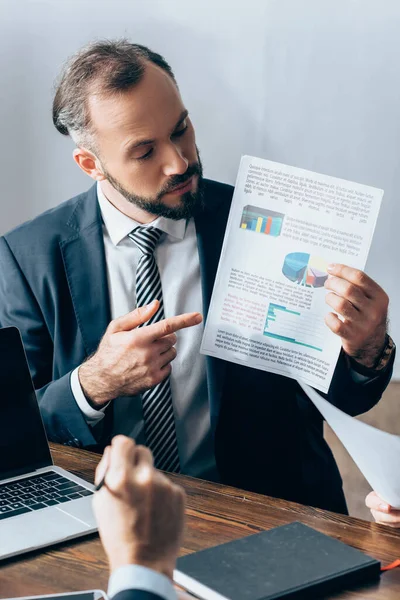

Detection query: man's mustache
xmin=161 ymin=162 xmax=202 ymax=195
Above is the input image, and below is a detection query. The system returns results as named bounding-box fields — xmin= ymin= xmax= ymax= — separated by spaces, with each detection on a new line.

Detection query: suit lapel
xmin=195 ymin=180 xmax=233 ymax=427
xmin=60 ymin=185 xmax=111 ymax=357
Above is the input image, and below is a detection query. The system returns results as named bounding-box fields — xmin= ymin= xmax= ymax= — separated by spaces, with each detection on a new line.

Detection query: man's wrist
xmin=108 ymin=565 xmax=177 ymax=600
xmin=350 ymin=334 xmax=395 ymax=374
xmin=70 ymin=367 xmax=108 ymax=423
xmin=78 ymin=361 xmax=112 ymax=408
xmin=109 ymin=554 xmax=175 ymax=581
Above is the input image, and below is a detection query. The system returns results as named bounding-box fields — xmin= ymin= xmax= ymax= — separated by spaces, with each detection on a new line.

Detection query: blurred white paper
xmin=299 ymin=382 xmax=400 ymax=509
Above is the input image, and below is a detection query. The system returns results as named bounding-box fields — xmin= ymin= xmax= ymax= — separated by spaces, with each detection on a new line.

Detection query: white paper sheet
xmin=299 ymin=382 xmax=400 ymax=509
xmin=201 ymin=156 xmax=384 ymax=393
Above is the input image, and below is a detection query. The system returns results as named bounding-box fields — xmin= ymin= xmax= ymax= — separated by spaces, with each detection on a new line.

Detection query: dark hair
xmin=52 ymin=39 xmax=176 ymax=144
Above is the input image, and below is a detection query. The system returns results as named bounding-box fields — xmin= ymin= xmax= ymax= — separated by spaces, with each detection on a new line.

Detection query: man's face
xmin=87 ymin=63 xmax=204 ymax=219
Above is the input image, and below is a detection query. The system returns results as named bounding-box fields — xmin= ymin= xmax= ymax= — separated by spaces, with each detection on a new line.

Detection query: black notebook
xmin=174 ymin=522 xmax=380 ymax=599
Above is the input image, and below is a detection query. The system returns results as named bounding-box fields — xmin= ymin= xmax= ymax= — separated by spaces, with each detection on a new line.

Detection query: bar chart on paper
xmin=264 ymin=303 xmax=325 ymax=352
xmin=240 ymin=205 xmax=284 ymax=237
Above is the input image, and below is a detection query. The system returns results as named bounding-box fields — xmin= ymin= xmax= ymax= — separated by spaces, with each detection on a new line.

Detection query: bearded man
xmin=0 ymin=40 xmax=394 ymax=513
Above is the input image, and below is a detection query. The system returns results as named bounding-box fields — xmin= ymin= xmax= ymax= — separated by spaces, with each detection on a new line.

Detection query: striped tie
xmin=128 ymin=226 xmax=181 ymax=473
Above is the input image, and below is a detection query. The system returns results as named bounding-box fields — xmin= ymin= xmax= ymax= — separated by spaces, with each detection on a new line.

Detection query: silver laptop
xmin=0 ymin=326 xmax=97 ymax=560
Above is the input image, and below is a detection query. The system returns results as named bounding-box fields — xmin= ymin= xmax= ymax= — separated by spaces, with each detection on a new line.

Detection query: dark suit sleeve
xmin=0 ymin=236 xmax=97 ymax=447
xmin=324 ymin=348 xmax=395 ymax=416
xmin=112 ymin=592 xmax=169 ymax=600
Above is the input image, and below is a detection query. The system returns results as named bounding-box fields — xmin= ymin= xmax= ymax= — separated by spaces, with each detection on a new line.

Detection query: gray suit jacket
xmin=0 ymin=180 xmax=394 ymax=512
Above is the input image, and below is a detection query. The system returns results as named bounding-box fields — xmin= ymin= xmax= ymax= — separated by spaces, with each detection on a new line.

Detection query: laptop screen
xmin=0 ymin=327 xmax=52 ymax=479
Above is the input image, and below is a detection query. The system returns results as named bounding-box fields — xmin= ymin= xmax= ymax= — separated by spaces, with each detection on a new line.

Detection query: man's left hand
xmin=324 ymin=264 xmax=388 ymax=368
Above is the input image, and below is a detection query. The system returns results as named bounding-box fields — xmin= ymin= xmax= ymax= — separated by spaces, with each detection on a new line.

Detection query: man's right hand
xmin=93 ymin=435 xmax=186 ymax=578
xmin=79 ymin=300 xmax=202 ymax=407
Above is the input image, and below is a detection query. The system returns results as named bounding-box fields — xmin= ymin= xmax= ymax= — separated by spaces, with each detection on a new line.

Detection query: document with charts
xmin=201 ymin=155 xmax=384 ymax=393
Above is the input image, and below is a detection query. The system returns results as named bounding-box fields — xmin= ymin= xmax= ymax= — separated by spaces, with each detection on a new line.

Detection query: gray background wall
xmin=1 ymin=0 xmax=399 ymax=376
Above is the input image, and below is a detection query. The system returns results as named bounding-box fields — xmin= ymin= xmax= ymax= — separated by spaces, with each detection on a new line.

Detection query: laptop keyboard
xmin=0 ymin=471 xmax=93 ymax=521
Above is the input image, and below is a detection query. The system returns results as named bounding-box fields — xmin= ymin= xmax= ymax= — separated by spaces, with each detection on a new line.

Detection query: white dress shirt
xmin=108 ymin=565 xmax=177 ymax=600
xmin=108 ymin=564 xmax=196 ymax=599
xmin=71 ymin=183 xmax=216 ymax=479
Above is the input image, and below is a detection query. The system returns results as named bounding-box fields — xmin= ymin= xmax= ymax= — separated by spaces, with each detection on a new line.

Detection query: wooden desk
xmin=0 ymin=444 xmax=399 ymax=599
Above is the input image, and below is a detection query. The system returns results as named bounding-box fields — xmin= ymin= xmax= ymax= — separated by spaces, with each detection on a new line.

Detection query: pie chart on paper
xmin=282 ymin=252 xmax=328 ymax=288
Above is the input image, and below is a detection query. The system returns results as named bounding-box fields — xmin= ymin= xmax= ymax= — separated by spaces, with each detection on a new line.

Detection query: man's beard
xmin=101 ymin=154 xmax=205 ymax=220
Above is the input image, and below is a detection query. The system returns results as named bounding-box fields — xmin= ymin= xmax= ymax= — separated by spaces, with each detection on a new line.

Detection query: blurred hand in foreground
xmin=366 ymin=491 xmax=400 ymax=527
xmin=93 ymin=435 xmax=186 ymax=578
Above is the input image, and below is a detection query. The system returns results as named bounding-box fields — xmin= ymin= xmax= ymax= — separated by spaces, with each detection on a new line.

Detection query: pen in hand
xmin=94 ymin=474 xmax=107 ymax=491
xmin=94 ymin=446 xmax=110 ymax=491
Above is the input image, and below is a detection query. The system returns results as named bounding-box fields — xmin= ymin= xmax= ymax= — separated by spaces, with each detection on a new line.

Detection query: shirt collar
xmin=97 ymin=182 xmax=187 ymax=246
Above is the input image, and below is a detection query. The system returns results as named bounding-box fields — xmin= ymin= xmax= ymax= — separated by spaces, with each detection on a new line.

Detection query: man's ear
xmin=73 ymin=147 xmax=106 ymax=181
